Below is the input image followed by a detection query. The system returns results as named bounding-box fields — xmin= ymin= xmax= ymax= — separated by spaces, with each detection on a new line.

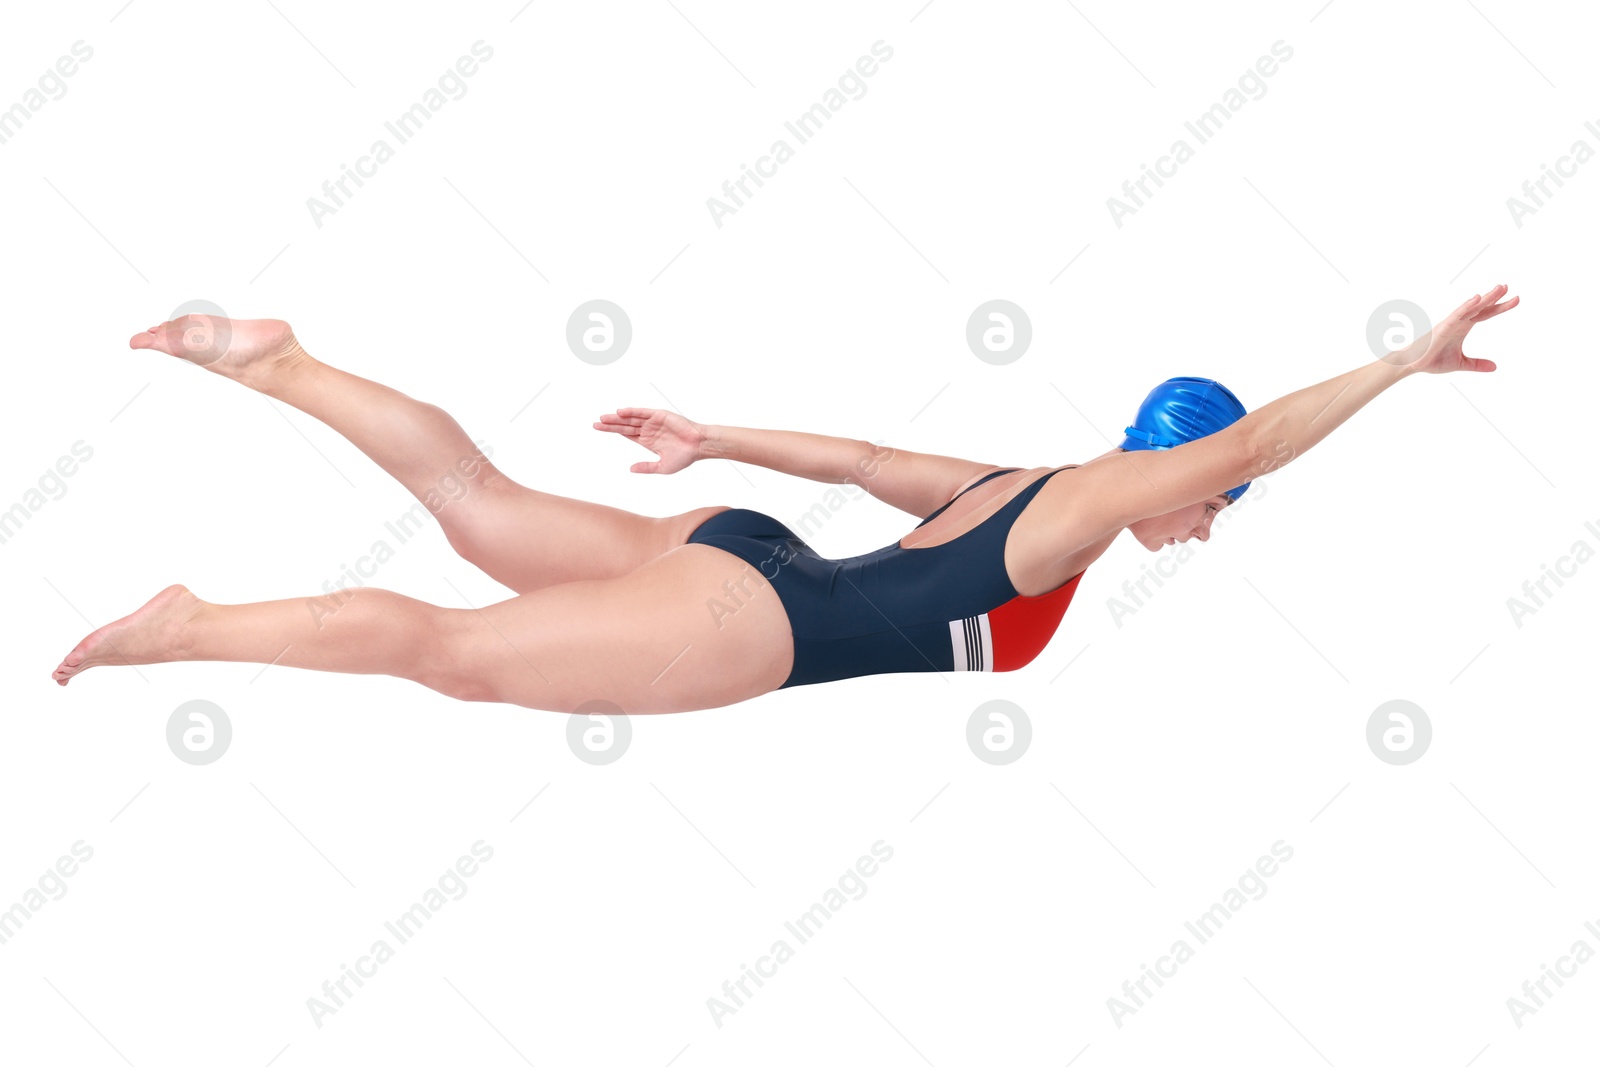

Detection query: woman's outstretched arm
xmin=1055 ymin=284 xmax=1521 ymax=540
xmin=595 ymin=408 xmax=1005 ymax=518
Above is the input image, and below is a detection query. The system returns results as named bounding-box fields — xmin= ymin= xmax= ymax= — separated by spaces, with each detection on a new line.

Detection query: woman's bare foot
xmin=53 ymin=584 xmax=206 ymax=685
xmin=129 ymin=315 xmax=308 ymax=388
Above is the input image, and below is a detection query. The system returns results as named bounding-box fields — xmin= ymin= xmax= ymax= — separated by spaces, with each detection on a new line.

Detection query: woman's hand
xmin=1399 ymin=283 xmax=1519 ymax=374
xmin=593 ymin=407 xmax=707 ymax=474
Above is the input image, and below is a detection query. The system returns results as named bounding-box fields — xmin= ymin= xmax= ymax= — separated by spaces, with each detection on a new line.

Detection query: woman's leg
xmin=131 ymin=315 xmax=728 ymax=593
xmin=52 ymin=545 xmax=795 ymax=713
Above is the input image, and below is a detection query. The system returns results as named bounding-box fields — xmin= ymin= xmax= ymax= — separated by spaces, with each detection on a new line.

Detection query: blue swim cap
xmin=1120 ymin=376 xmax=1251 ymax=501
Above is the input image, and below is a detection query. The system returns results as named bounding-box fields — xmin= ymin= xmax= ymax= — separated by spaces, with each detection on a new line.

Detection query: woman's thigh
xmin=439 ymin=475 xmax=732 ymax=593
xmin=453 ymin=542 xmax=792 ymax=713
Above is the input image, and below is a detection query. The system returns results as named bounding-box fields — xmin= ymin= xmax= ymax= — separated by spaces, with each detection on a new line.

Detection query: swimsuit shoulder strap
xmin=915 ymin=467 xmax=1024 ymax=528
xmin=915 ymin=464 xmax=1077 ymax=535
xmin=1001 ymin=464 xmax=1077 ymax=520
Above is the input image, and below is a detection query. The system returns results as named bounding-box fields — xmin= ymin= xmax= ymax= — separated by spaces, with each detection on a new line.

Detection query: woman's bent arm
xmin=596 ymin=410 xmax=1004 ymax=516
xmin=699 ymin=424 xmax=876 ymax=484
xmin=699 ymin=424 xmax=1003 ymax=518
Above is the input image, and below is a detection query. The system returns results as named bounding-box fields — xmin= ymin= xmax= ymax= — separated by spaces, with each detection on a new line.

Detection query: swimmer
xmin=53 ymin=286 xmax=1519 ymax=712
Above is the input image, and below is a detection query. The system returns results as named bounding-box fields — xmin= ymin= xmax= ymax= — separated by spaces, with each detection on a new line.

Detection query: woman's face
xmin=1127 ymin=494 xmax=1232 ymax=551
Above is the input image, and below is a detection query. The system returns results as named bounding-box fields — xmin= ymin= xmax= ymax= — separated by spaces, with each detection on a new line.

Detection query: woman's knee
xmin=431 ymin=463 xmax=521 ymax=539
xmin=409 ymin=608 xmax=506 ymax=703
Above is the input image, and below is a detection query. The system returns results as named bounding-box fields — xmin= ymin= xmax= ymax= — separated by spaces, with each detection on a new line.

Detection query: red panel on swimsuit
xmin=989 ymin=571 xmax=1085 ymax=672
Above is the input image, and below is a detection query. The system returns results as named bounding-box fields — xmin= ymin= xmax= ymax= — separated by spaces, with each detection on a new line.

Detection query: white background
xmin=1 ymin=1 xmax=1594 ymax=1063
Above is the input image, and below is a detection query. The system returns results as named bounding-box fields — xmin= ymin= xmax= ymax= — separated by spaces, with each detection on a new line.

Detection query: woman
xmin=53 ymin=286 xmax=1518 ymax=711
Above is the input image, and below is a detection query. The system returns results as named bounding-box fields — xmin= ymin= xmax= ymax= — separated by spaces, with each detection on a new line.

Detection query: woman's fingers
xmin=1457 ymin=284 xmax=1509 ymax=319
xmin=1450 ymin=293 xmax=1484 ymax=320
xmin=593 ymin=417 xmax=641 ymax=438
xmin=1432 ymin=285 xmax=1513 ymax=374
xmin=1471 ymin=293 xmax=1519 ymax=321
xmin=595 ymin=411 xmax=652 ymax=436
